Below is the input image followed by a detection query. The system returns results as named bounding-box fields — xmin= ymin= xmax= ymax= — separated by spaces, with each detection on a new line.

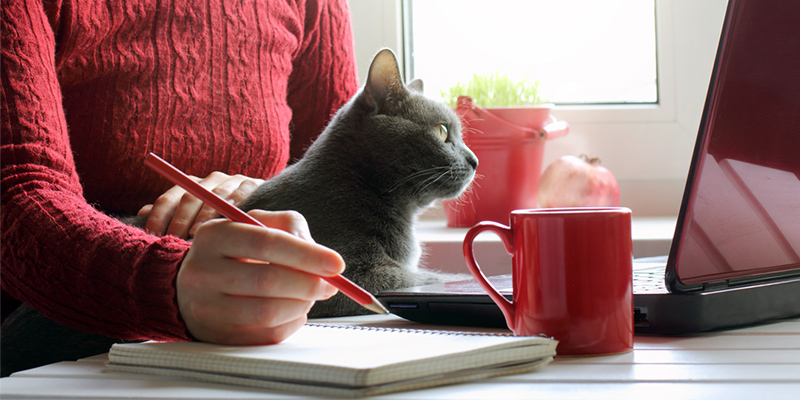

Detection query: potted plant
xmin=441 ymin=72 xmax=569 ymax=227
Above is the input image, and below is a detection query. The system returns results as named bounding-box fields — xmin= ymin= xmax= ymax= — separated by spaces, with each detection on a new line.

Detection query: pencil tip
xmin=364 ymin=300 xmax=390 ymax=314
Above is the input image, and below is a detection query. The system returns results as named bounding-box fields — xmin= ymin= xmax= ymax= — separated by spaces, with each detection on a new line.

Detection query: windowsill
xmin=415 ymin=217 xmax=677 ymax=276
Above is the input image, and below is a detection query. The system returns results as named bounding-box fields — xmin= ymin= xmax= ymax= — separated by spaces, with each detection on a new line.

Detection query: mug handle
xmin=463 ymin=221 xmax=517 ymax=331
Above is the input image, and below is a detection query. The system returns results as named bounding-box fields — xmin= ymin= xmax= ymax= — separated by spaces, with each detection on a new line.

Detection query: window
xmin=349 ymin=0 xmax=728 ymax=216
xmin=408 ymin=0 xmax=658 ymax=105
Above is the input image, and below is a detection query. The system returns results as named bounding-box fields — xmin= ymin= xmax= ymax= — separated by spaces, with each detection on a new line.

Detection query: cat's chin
xmin=442 ymin=180 xmax=477 ymax=201
xmin=429 ymin=194 xmax=468 ymax=210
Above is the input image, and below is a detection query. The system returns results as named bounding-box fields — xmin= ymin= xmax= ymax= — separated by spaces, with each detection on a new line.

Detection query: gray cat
xmin=240 ymin=48 xmax=478 ymax=316
xmin=1 ymin=49 xmax=477 ymax=375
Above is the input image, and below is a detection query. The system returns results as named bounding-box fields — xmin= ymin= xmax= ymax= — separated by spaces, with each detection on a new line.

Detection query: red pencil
xmin=144 ymin=153 xmax=389 ymax=315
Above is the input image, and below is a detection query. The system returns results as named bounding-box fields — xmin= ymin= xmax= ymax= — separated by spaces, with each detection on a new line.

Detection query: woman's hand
xmin=138 ymin=172 xmax=264 ymax=239
xmin=176 ymin=210 xmax=344 ymax=345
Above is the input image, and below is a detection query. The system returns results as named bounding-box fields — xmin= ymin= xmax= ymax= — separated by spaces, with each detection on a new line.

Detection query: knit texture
xmin=1 ymin=0 xmax=358 ymax=341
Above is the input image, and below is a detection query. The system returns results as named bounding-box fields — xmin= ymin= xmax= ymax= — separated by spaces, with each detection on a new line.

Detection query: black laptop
xmin=377 ymin=0 xmax=800 ymax=335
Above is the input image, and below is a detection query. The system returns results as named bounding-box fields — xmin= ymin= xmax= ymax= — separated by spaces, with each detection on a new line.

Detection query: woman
xmin=1 ymin=0 xmax=359 ymax=375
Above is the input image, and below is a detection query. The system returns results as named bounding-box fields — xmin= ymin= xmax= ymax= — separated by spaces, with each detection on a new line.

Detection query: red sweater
xmin=1 ymin=0 xmax=358 ymax=341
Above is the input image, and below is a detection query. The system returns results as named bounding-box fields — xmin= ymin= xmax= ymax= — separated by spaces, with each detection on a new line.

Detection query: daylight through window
xmin=407 ymin=0 xmax=658 ymax=105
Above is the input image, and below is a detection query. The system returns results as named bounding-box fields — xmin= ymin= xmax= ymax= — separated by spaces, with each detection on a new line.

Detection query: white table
xmin=1 ymin=314 xmax=799 ymax=399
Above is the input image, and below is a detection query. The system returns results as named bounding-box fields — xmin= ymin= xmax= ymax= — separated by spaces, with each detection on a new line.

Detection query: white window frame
xmin=348 ymin=0 xmax=729 ymax=217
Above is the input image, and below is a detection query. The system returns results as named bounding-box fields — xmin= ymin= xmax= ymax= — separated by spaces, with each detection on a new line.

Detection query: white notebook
xmin=107 ymin=323 xmax=557 ymax=397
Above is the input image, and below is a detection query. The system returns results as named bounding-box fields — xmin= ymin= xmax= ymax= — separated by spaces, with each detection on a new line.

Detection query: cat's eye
xmin=435 ymin=124 xmax=448 ymax=142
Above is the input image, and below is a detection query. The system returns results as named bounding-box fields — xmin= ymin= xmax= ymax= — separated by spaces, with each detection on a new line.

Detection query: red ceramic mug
xmin=463 ymin=207 xmax=634 ymax=355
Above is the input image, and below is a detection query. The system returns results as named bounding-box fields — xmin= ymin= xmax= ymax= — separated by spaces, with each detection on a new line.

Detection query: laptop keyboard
xmin=633 ymin=264 xmax=669 ymax=294
xmin=433 ymin=260 xmax=670 ymax=295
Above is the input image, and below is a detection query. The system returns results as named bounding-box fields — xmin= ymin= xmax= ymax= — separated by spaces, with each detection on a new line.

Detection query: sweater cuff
xmin=132 ymin=235 xmax=193 ymax=341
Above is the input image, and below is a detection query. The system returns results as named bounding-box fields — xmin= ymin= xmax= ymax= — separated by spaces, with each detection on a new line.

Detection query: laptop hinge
xmin=702 ymin=280 xmax=730 ymax=291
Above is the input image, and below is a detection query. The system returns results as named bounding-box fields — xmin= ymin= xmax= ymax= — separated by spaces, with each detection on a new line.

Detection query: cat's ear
xmin=407 ymin=79 xmax=424 ymax=94
xmin=365 ymin=48 xmax=407 ymax=110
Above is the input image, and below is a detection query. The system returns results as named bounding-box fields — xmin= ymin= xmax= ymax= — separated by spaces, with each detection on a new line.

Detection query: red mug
xmin=463 ymin=207 xmax=634 ymax=355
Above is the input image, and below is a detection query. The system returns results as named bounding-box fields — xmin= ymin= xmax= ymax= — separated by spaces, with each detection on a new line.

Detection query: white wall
xmin=349 ymin=0 xmax=404 ymax=85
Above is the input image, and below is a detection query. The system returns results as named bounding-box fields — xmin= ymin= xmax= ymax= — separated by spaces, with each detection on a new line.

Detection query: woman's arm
xmin=2 ymin=0 xmax=193 ymax=341
xmin=2 ymin=0 xmax=355 ymax=344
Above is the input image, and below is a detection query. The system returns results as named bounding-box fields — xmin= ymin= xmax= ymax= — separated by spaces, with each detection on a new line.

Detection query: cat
xmin=240 ymin=48 xmax=478 ymax=317
xmin=1 ymin=49 xmax=478 ymax=375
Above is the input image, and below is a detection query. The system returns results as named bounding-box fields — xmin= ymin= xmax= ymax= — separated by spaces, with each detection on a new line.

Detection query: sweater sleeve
xmin=1 ymin=0 xmax=192 ymax=341
xmin=287 ymin=0 xmax=360 ymax=162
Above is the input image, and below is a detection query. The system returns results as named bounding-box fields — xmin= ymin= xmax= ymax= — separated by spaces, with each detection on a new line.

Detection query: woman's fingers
xmin=180 ymin=256 xmax=339 ymax=300
xmin=189 ymin=178 xmax=263 ymax=237
xmin=191 ymin=315 xmax=309 ymax=345
xmin=176 ymin=210 xmax=345 ymax=345
xmin=191 ymin=214 xmax=344 ymax=276
xmin=139 ymin=172 xmax=264 ymax=239
xmin=185 ymin=294 xmax=318 ymax=335
xmin=141 ymin=176 xmax=202 ymax=236
xmin=165 ymin=172 xmax=232 ymax=238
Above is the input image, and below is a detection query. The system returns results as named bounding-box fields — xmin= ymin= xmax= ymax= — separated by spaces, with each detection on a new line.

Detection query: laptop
xmin=377 ymin=0 xmax=800 ymax=335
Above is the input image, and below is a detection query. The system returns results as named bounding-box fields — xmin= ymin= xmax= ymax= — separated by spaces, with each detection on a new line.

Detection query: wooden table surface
xmin=1 ymin=314 xmax=798 ymax=399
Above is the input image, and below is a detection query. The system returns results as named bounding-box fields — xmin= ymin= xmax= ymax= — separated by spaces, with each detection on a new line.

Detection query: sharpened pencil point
xmin=364 ymin=299 xmax=390 ymax=314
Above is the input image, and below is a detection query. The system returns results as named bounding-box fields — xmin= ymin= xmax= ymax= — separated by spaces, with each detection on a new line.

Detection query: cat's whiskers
xmin=405 ymin=164 xmax=476 ymax=200
xmin=408 ymin=168 xmax=453 ymax=198
xmin=460 ymin=126 xmax=482 ymax=139
xmin=383 ymin=166 xmax=451 ymax=195
xmin=448 ymin=173 xmax=484 ymax=207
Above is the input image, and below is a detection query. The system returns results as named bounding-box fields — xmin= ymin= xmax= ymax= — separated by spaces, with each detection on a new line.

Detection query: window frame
xmin=348 ymin=0 xmax=729 ymax=217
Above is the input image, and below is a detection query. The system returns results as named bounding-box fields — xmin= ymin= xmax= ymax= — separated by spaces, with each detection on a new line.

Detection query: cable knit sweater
xmin=1 ymin=0 xmax=359 ymax=341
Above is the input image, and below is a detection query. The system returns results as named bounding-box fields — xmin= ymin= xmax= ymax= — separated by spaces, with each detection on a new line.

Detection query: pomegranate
xmin=537 ymin=154 xmax=620 ymax=207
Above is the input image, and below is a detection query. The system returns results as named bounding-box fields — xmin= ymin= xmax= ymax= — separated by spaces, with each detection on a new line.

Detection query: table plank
xmin=0 ymin=376 xmax=304 ymax=400
xmin=633 ymin=334 xmax=800 ymax=350
xmin=2 ymin=377 xmax=799 ymax=400
xmin=384 ymin=382 xmax=800 ymax=400
xmin=556 ymin=349 xmax=800 ymax=364
xmin=2 ymin=315 xmax=799 ymax=400
xmin=11 ymin=360 xmax=172 ymax=381
xmin=500 ymin=363 xmax=800 ymax=383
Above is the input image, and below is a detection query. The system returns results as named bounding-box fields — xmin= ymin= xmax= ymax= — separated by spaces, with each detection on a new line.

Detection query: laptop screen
xmin=669 ymin=0 xmax=800 ymax=288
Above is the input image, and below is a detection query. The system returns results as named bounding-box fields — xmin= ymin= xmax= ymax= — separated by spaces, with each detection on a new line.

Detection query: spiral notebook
xmin=106 ymin=323 xmax=557 ymax=397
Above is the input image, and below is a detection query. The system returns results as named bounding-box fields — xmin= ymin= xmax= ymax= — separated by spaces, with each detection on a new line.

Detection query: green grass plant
xmin=441 ymin=71 xmax=548 ymax=108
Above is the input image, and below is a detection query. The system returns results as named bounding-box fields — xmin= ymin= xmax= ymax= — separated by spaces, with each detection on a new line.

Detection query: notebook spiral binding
xmin=306 ymin=323 xmax=545 ymax=338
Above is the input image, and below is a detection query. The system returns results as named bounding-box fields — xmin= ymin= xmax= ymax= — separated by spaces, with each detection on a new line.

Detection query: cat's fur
xmin=1 ymin=49 xmax=477 ymax=375
xmin=240 ymin=49 xmax=478 ymax=316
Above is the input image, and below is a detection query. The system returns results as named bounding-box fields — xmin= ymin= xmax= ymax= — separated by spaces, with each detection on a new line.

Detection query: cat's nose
xmin=467 ymin=153 xmax=479 ymax=170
